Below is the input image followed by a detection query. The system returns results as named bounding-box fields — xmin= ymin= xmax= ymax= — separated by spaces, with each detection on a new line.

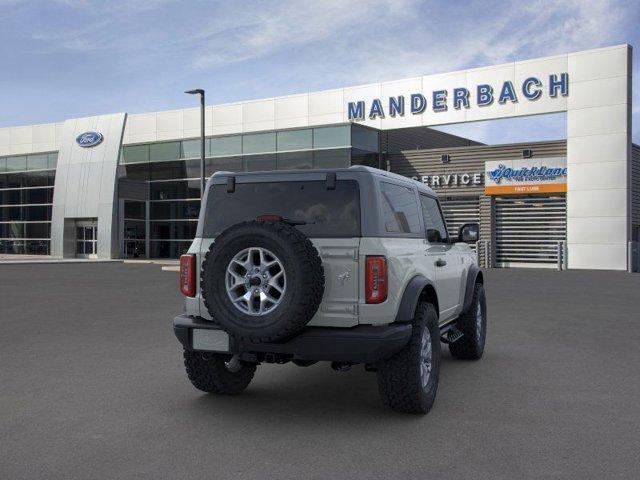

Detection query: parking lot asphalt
xmin=1 ymin=263 xmax=639 ymax=480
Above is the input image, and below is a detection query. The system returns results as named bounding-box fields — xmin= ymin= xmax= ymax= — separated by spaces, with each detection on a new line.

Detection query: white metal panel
xmin=567 ymin=76 xmax=629 ymax=110
xmin=568 ymin=46 xmax=630 ymax=82
xmin=308 ymin=89 xmax=343 ymax=116
xmin=275 ymin=116 xmax=309 ymax=130
xmin=242 ymin=99 xmax=275 ymax=132
xmin=127 ymin=132 xmax=157 ymax=144
xmin=183 ymin=105 xmax=214 ymax=138
xmin=32 ymin=124 xmax=56 ymax=144
xmin=275 ymin=94 xmax=308 ymax=120
xmin=567 ymin=189 xmax=627 ymax=218
xmin=567 ymin=104 xmax=628 ymax=138
xmin=156 ymin=110 xmax=183 ymax=133
xmin=567 ymin=133 xmax=628 ymax=165
xmin=212 ymin=103 xmax=242 ymax=135
xmin=242 ymin=99 xmax=274 ymax=122
xmin=567 ymin=243 xmax=628 ymax=271
xmin=10 ymin=126 xmax=33 ymax=145
xmin=127 ymin=113 xmax=156 ymax=135
xmin=0 ymin=127 xmax=9 ymax=146
xmin=567 ymin=216 xmax=627 ymax=244
xmin=54 ymin=123 xmax=64 ymax=147
xmin=567 ymin=162 xmax=627 ymax=191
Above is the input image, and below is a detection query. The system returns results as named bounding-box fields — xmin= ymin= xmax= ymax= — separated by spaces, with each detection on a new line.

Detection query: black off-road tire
xmin=201 ymin=221 xmax=324 ymax=343
xmin=449 ymin=283 xmax=487 ymax=360
xmin=376 ymin=302 xmax=441 ymax=414
xmin=183 ymin=350 xmax=256 ymax=394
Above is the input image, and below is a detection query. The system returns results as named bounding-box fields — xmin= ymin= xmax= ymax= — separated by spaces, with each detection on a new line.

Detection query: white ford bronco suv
xmin=173 ymin=166 xmax=486 ymax=414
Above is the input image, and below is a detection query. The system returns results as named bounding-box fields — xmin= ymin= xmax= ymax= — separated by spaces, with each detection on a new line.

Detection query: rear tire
xmin=183 ymin=350 xmax=256 ymax=394
xmin=449 ymin=283 xmax=487 ymax=360
xmin=376 ymin=302 xmax=440 ymax=414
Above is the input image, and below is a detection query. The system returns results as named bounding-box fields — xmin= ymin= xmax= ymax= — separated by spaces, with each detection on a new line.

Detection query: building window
xmin=243 ymin=132 xmax=276 ymax=154
xmin=277 ymin=151 xmax=313 ymax=170
xmin=211 ymin=136 xmax=242 ymax=157
xmin=313 ymin=126 xmax=350 ymax=149
xmin=313 ymin=148 xmax=350 ymax=169
xmin=149 ymin=142 xmax=181 ymax=162
xmin=352 ymin=125 xmax=379 ymax=152
xmin=0 ymin=152 xmax=57 ymax=255
xmin=181 ymin=138 xmax=212 ymax=159
xmin=206 ymin=157 xmax=243 ymax=175
xmin=244 ymin=153 xmax=276 ymax=171
xmin=277 ymin=129 xmax=312 ymax=151
xmin=122 ymin=144 xmax=150 ymax=164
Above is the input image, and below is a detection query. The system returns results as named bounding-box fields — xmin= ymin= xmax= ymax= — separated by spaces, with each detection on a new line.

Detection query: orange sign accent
xmin=485 ymin=183 xmax=567 ymax=195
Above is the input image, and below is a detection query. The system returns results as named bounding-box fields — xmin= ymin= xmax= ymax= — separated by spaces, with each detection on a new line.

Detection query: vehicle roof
xmin=211 ymin=165 xmax=436 ymax=196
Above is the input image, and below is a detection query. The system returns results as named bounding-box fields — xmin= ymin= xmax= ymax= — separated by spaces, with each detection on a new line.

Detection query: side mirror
xmin=458 ymin=223 xmax=479 ymax=243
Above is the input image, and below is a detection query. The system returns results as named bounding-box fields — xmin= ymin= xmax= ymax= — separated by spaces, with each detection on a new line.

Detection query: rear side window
xmin=203 ymin=180 xmax=360 ymax=238
xmin=379 ymin=182 xmax=421 ymax=234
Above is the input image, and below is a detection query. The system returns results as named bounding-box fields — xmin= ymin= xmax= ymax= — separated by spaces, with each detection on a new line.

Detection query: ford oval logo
xmin=76 ymin=131 xmax=103 ymax=148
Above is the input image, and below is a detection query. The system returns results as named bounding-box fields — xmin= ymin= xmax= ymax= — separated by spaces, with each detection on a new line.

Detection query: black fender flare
xmin=461 ymin=265 xmax=483 ymax=313
xmin=394 ymin=275 xmax=438 ymax=322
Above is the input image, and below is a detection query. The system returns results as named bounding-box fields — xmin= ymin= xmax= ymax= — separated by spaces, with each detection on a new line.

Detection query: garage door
xmin=440 ymin=196 xmax=480 ymax=245
xmin=495 ymin=195 xmax=566 ymax=268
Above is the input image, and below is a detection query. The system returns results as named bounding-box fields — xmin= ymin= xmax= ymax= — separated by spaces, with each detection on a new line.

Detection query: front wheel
xmin=183 ymin=350 xmax=256 ymax=394
xmin=376 ymin=302 xmax=441 ymax=414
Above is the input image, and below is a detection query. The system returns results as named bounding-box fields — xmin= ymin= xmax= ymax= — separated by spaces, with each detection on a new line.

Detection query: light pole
xmin=185 ymin=89 xmax=205 ymax=198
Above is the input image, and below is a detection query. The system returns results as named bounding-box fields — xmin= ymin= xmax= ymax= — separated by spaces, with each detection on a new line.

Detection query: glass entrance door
xmin=76 ymin=221 xmax=98 ymax=258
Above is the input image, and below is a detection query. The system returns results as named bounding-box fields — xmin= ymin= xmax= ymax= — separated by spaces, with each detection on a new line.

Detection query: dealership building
xmin=0 ymin=44 xmax=638 ymax=271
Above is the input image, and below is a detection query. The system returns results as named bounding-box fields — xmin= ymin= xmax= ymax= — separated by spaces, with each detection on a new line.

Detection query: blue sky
xmin=0 ymin=0 xmax=638 ymax=144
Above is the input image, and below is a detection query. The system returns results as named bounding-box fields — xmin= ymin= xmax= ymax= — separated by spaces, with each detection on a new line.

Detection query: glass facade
xmin=119 ymin=124 xmax=380 ymax=258
xmin=0 ymin=152 xmax=57 ymax=255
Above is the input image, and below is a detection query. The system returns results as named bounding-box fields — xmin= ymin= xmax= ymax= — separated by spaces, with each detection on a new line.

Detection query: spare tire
xmin=201 ymin=220 xmax=324 ymax=343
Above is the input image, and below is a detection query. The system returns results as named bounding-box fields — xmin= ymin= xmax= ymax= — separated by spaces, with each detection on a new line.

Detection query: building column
xmin=566 ymin=45 xmax=632 ymax=270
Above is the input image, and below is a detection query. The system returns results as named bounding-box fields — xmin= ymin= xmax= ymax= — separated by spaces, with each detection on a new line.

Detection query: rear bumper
xmin=173 ymin=314 xmax=412 ymax=364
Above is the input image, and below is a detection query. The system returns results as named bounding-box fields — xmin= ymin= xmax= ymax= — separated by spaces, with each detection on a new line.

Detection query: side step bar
xmin=439 ymin=323 xmax=464 ymax=344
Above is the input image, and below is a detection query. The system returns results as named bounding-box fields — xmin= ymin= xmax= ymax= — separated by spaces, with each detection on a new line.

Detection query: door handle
xmin=435 ymin=258 xmax=447 ymax=267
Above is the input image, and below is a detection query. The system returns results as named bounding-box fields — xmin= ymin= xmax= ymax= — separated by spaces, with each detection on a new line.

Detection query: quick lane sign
xmin=485 ymin=157 xmax=567 ymax=195
xmin=348 ymin=73 xmax=569 ymax=120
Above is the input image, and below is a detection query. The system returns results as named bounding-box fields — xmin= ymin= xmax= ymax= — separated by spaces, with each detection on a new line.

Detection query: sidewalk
xmin=0 ymin=255 xmax=122 ymax=265
xmin=0 ymin=255 xmax=182 ymax=266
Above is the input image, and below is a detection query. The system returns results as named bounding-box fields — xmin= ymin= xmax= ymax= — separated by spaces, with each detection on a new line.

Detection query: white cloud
xmin=189 ymin=0 xmax=417 ymax=70
xmin=3 ymin=0 xmax=638 ymax=141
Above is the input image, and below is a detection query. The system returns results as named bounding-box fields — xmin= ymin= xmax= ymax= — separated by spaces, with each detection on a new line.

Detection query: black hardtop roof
xmin=210 ymin=165 xmax=436 ymax=196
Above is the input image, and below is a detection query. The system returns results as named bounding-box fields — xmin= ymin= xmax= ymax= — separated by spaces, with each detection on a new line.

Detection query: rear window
xmin=203 ymin=180 xmax=361 ymax=238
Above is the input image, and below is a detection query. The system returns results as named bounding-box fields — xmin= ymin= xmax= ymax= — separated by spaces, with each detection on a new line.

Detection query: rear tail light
xmin=180 ymin=254 xmax=196 ymax=297
xmin=365 ymin=256 xmax=387 ymax=304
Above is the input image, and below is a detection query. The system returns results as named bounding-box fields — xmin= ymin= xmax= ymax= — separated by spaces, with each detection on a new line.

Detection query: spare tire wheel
xmin=201 ymin=220 xmax=325 ymax=343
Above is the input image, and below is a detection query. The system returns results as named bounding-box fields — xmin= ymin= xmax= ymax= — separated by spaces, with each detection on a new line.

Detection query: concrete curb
xmin=161 ymin=266 xmax=180 ymax=272
xmin=0 ymin=259 xmax=122 ymax=265
xmin=124 ymin=259 xmax=179 ymax=266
